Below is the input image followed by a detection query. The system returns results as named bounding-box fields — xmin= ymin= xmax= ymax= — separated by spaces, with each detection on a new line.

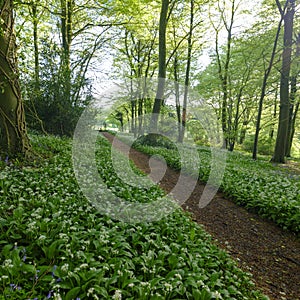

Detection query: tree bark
xmin=0 ymin=0 xmax=30 ymax=155
xmin=173 ymin=55 xmax=181 ymax=138
xmin=285 ymin=33 xmax=299 ymax=157
xmin=214 ymin=0 xmax=235 ymax=149
xmin=272 ymin=0 xmax=295 ymax=163
xmin=178 ymin=0 xmax=194 ymax=143
xmin=150 ymin=0 xmax=169 ymax=132
xmin=60 ymin=0 xmax=72 ymax=104
xmin=252 ymin=3 xmax=286 ymax=160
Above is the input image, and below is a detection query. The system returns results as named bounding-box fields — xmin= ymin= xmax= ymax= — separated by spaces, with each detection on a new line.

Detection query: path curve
xmin=102 ymin=132 xmax=300 ymax=300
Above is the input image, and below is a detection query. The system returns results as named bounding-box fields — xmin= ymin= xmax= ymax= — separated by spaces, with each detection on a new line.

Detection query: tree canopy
xmin=0 ymin=0 xmax=299 ymax=161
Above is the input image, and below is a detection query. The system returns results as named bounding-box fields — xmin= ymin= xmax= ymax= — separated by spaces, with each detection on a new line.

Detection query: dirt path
xmin=102 ymin=132 xmax=300 ymax=300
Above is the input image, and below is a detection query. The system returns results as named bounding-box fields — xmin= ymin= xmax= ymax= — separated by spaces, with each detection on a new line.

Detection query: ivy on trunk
xmin=0 ymin=0 xmax=30 ymax=156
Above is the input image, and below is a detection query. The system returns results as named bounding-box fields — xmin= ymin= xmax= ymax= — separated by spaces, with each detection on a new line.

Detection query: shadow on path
xmin=102 ymin=132 xmax=300 ymax=300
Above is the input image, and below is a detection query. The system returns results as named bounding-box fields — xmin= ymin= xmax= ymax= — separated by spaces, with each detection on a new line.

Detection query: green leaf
xmin=94 ymin=286 xmax=109 ymax=298
xmin=13 ymin=207 xmax=24 ymax=219
xmin=65 ymin=287 xmax=81 ymax=300
xmin=22 ymin=264 xmax=36 ymax=274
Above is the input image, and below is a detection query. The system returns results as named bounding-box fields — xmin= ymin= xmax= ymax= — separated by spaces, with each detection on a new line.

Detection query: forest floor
xmin=102 ymin=132 xmax=300 ymax=300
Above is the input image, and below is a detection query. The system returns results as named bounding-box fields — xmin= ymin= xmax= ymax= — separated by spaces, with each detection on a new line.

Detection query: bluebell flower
xmin=47 ymin=290 xmax=53 ymax=299
xmin=51 ymin=265 xmax=57 ymax=277
xmin=9 ymin=283 xmax=21 ymax=290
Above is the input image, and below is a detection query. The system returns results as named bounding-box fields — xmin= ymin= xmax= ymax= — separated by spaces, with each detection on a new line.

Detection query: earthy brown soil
xmin=102 ymin=132 xmax=300 ymax=300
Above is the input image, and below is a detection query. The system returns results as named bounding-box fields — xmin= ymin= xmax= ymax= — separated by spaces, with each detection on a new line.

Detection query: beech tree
xmin=0 ymin=0 xmax=30 ymax=155
xmin=272 ymin=0 xmax=295 ymax=163
xmin=150 ymin=0 xmax=170 ymax=132
xmin=286 ymin=32 xmax=300 ymax=157
xmin=252 ymin=1 xmax=287 ymax=160
xmin=178 ymin=0 xmax=194 ymax=143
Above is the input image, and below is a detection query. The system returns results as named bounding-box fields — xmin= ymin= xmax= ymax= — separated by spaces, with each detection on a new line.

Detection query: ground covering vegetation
xmin=0 ymin=134 xmax=269 ymax=299
xmin=125 ymin=134 xmax=300 ymax=233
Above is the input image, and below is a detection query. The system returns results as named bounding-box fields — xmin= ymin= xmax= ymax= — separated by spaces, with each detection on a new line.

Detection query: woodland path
xmin=102 ymin=132 xmax=300 ymax=300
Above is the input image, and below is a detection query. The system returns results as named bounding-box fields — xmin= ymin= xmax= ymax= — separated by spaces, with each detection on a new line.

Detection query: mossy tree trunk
xmin=0 ymin=0 xmax=30 ymax=156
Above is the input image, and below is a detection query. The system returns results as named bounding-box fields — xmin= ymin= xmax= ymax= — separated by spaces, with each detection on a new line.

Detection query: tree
xmin=150 ymin=0 xmax=170 ymax=132
xmin=178 ymin=0 xmax=194 ymax=143
xmin=252 ymin=2 xmax=286 ymax=160
xmin=209 ymin=0 xmax=237 ymax=149
xmin=272 ymin=0 xmax=295 ymax=163
xmin=286 ymin=32 xmax=300 ymax=157
xmin=0 ymin=0 xmax=30 ymax=155
xmin=16 ymin=0 xmax=110 ymax=136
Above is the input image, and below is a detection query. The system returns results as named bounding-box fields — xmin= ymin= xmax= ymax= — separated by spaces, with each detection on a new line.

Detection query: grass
xmin=0 ymin=134 xmax=268 ymax=299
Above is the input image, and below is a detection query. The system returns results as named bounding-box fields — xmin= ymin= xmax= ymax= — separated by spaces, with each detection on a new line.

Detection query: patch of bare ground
xmin=102 ymin=132 xmax=300 ymax=300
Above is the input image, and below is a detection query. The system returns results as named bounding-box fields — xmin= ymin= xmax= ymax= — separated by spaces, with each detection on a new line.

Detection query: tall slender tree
xmin=286 ymin=32 xmax=300 ymax=157
xmin=0 ymin=0 xmax=30 ymax=155
xmin=178 ymin=0 xmax=194 ymax=143
xmin=60 ymin=0 xmax=73 ymax=104
xmin=210 ymin=0 xmax=239 ymax=149
xmin=150 ymin=0 xmax=169 ymax=132
xmin=252 ymin=3 xmax=286 ymax=159
xmin=272 ymin=0 xmax=295 ymax=163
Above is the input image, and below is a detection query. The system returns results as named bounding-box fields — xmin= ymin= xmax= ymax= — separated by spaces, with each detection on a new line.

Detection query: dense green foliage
xmin=0 ymin=135 xmax=268 ymax=299
xmin=12 ymin=0 xmax=299 ymax=157
xmin=23 ymin=43 xmax=92 ymax=136
xmin=128 ymin=134 xmax=300 ymax=233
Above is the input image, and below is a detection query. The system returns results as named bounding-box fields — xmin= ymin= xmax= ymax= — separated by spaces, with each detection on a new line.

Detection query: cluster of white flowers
xmin=31 ymin=207 xmax=43 ymax=219
xmin=212 ymin=291 xmax=222 ymax=299
xmin=111 ymin=249 xmax=119 ymax=255
xmin=38 ymin=235 xmax=46 ymax=241
xmin=164 ymin=282 xmax=173 ymax=292
xmin=112 ymin=289 xmax=122 ymax=300
xmin=128 ymin=283 xmax=134 ymax=288
xmin=27 ymin=221 xmax=37 ymax=232
xmin=87 ymin=288 xmax=99 ymax=300
xmin=117 ymin=270 xmax=123 ymax=276
xmin=79 ymin=263 xmax=89 ymax=269
xmin=58 ymin=233 xmax=69 ymax=240
xmin=2 ymin=259 xmax=13 ymax=268
xmin=53 ymin=292 xmax=62 ymax=300
xmin=140 ymin=282 xmax=150 ymax=287
xmin=61 ymin=263 xmax=69 ymax=272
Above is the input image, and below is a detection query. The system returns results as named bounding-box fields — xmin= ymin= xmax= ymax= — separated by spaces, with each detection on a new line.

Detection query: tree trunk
xmin=286 ymin=76 xmax=296 ymax=157
xmin=150 ymin=0 xmax=169 ymax=132
xmin=287 ymin=100 xmax=299 ymax=156
xmin=269 ymin=84 xmax=279 ymax=139
xmin=0 ymin=0 xmax=30 ymax=155
xmin=272 ymin=0 xmax=295 ymax=163
xmin=60 ymin=0 xmax=72 ymax=103
xmin=178 ymin=0 xmax=194 ymax=143
xmin=173 ymin=55 xmax=181 ymax=138
xmin=228 ymin=93 xmax=241 ymax=152
xmin=252 ymin=4 xmax=285 ymax=160
xmin=285 ymin=33 xmax=299 ymax=157
xmin=31 ymin=3 xmax=40 ymax=90
xmin=214 ymin=0 xmax=235 ymax=149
